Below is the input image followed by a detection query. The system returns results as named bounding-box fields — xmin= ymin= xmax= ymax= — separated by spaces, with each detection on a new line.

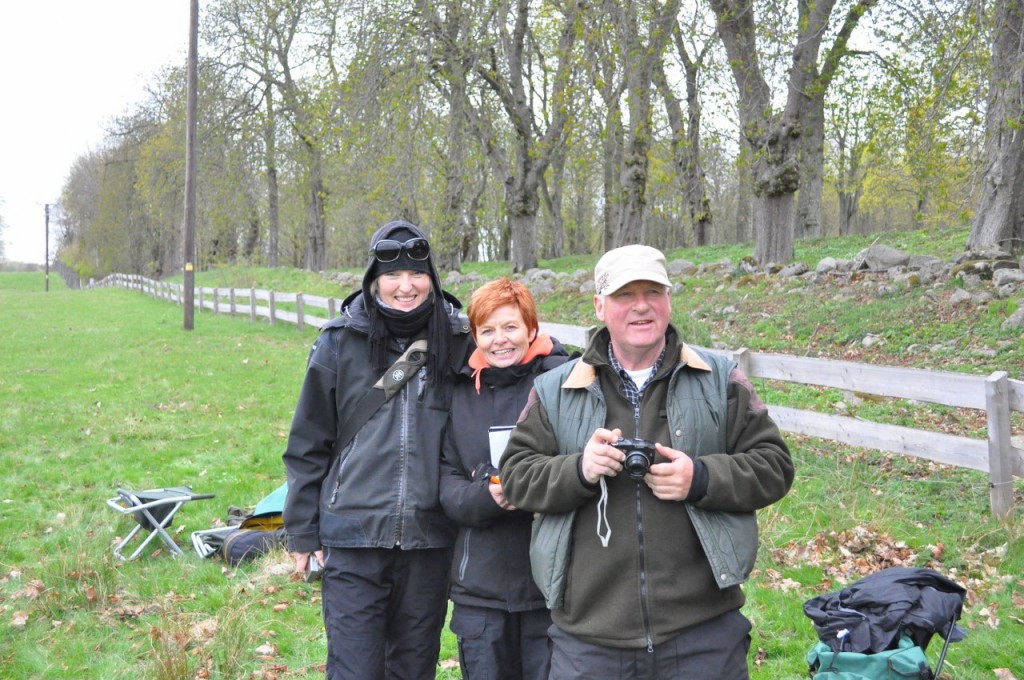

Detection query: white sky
xmin=0 ymin=1 xmax=190 ymax=264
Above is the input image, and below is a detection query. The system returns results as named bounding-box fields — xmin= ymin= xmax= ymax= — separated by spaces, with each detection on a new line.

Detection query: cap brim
xmin=600 ymin=271 xmax=671 ymax=295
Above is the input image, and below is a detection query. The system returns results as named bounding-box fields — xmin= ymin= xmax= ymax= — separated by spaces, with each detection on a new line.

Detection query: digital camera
xmin=305 ymin=554 xmax=323 ymax=583
xmin=613 ymin=437 xmax=657 ymax=480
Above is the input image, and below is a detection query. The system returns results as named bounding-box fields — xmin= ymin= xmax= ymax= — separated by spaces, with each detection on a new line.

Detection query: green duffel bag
xmin=807 ymin=634 xmax=933 ymax=679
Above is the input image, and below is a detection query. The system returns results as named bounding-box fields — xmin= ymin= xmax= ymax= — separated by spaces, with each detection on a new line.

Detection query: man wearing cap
xmin=499 ymin=244 xmax=793 ymax=678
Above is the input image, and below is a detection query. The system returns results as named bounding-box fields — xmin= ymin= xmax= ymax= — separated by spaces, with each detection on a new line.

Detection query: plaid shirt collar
xmin=607 ymin=341 xmax=667 ymax=406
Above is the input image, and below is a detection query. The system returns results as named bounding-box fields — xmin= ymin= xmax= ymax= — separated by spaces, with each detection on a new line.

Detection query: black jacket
xmin=282 ymin=288 xmax=473 ymax=554
xmin=804 ymin=567 xmax=967 ymax=654
xmin=439 ymin=338 xmax=570 ymax=611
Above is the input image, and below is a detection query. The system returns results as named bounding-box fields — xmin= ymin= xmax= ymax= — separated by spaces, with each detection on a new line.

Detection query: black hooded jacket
xmin=283 ymin=221 xmax=473 ymax=554
xmin=804 ymin=567 xmax=967 ymax=654
xmin=439 ymin=338 xmax=571 ymax=611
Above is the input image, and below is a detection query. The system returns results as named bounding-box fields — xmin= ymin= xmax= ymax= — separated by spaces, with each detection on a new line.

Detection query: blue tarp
xmin=252 ymin=482 xmax=287 ymax=517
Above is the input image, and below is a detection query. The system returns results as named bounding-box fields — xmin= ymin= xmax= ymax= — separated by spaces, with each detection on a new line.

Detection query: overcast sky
xmin=0 ymin=1 xmax=190 ymax=264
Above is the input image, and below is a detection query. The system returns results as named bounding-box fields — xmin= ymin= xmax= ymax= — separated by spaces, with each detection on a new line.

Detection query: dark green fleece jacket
xmin=500 ymin=326 xmax=794 ymax=649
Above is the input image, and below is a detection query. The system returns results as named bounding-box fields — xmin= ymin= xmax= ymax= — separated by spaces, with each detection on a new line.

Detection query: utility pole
xmin=183 ymin=0 xmax=198 ymax=330
xmin=44 ymin=203 xmax=50 ymax=292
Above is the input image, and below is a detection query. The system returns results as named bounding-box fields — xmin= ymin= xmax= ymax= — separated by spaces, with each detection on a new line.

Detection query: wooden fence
xmin=92 ymin=273 xmax=1024 ymax=518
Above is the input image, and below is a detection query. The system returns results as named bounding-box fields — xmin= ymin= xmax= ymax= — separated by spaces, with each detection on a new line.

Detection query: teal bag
xmin=807 ymin=634 xmax=932 ymax=679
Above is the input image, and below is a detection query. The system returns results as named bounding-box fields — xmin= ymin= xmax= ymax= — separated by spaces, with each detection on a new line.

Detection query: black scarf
xmin=367 ymin=293 xmax=450 ymax=380
xmin=378 ymin=295 xmax=434 ymax=337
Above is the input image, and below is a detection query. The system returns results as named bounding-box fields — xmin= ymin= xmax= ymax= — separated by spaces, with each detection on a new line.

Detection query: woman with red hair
xmin=439 ymin=278 xmax=571 ymax=679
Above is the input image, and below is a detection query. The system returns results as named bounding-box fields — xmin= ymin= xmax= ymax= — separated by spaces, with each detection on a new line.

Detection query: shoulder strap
xmin=336 ymin=339 xmax=429 ymax=449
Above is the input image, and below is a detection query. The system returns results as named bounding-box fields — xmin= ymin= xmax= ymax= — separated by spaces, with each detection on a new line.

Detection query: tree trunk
xmin=970 ymin=0 xmax=1024 ymax=252
xmin=735 ymin=142 xmax=753 ymax=244
xmin=796 ymin=86 xmax=825 ymax=239
xmin=541 ymin=145 xmax=567 ymax=258
xmin=264 ymin=89 xmax=280 ymax=268
xmin=603 ymin=109 xmax=624 ymax=249
xmin=753 ymin=192 xmax=795 ymax=265
xmin=435 ymin=66 xmax=469 ymax=272
xmin=508 ymin=208 xmax=537 ymax=273
xmin=304 ymin=153 xmax=327 ymax=271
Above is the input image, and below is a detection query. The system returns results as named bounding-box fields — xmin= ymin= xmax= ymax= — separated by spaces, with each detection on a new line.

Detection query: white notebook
xmin=488 ymin=426 xmax=515 ymax=468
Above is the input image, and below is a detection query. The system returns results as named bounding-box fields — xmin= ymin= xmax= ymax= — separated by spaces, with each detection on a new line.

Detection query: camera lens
xmin=624 ymin=451 xmax=650 ymax=480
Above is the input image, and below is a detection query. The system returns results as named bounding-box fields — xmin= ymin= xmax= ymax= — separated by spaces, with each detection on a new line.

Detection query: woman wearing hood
xmin=439 ymin=278 xmax=571 ymax=679
xmin=282 ymin=220 xmax=473 ymax=679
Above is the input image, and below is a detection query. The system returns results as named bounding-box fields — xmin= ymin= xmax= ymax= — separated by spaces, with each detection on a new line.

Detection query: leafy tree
xmin=824 ymin=66 xmax=874 ymax=236
xmin=653 ymin=6 xmax=717 ymax=247
xmin=864 ymin=1 xmax=986 ymax=231
xmin=597 ymin=0 xmax=682 ymax=246
xmin=417 ymin=0 xmax=583 ymax=272
xmin=708 ymin=0 xmax=878 ymax=264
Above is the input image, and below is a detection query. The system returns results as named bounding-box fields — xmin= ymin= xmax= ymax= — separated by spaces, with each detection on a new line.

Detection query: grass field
xmin=2 ymin=226 xmax=1022 ymax=679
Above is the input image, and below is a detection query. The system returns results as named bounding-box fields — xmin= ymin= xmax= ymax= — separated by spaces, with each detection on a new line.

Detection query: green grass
xmin=3 ymin=221 xmax=1024 ymax=680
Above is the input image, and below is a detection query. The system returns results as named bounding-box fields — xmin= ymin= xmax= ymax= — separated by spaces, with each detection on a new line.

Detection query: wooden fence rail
xmin=91 ymin=273 xmax=1024 ymax=518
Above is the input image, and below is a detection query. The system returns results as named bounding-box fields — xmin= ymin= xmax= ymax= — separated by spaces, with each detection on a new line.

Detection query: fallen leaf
xmin=10 ymin=611 xmax=29 ymax=627
xmin=191 ymin=619 xmax=218 ymax=640
xmin=993 ymin=670 xmax=1018 ymax=680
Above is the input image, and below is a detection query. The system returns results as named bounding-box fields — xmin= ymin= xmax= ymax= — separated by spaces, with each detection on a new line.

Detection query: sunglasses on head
xmin=370 ymin=237 xmax=431 ymax=263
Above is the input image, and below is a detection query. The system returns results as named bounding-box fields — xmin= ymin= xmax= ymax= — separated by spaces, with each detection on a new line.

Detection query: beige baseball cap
xmin=594 ymin=244 xmax=671 ymax=295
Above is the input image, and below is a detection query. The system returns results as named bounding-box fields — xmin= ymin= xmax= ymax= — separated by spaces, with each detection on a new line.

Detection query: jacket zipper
xmin=395 ymin=381 xmax=409 ymax=546
xmin=633 ymin=400 xmax=655 ymax=653
xmin=458 ymin=528 xmax=472 ymax=581
xmin=328 ymin=434 xmax=356 ymax=507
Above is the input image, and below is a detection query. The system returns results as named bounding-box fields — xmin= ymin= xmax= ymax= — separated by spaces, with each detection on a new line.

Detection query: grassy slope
xmin=2 ymin=225 xmax=1022 ymax=678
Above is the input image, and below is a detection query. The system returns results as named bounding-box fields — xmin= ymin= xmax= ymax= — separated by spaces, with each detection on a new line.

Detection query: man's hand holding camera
xmin=645 ymin=444 xmax=695 ymax=501
xmin=581 ymin=428 xmax=625 ymax=483
xmin=582 ymin=427 xmax=695 ymax=500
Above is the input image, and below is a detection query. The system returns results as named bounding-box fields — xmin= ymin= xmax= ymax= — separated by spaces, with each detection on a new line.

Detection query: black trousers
xmin=321 ymin=546 xmax=453 ymax=680
xmin=449 ymin=604 xmax=552 ymax=680
xmin=547 ymin=608 xmax=751 ymax=680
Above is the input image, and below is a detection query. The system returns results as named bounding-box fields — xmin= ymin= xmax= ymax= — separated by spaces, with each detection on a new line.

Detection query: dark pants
xmin=449 ymin=604 xmax=552 ymax=680
xmin=547 ymin=609 xmax=751 ymax=680
xmin=321 ymin=546 xmax=453 ymax=680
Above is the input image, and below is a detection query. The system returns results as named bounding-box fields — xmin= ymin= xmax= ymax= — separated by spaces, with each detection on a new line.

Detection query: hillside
xmin=193 ymin=225 xmax=1023 ymax=377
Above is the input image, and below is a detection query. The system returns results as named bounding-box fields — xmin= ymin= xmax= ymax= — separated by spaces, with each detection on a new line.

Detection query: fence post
xmin=229 ymin=289 xmax=237 ymax=316
xmin=986 ymin=371 xmax=1014 ymax=519
xmin=213 ymin=289 xmax=220 ymax=315
xmin=269 ymin=291 xmax=277 ymax=325
xmin=250 ymin=288 xmax=257 ymax=322
xmin=296 ymin=293 xmax=305 ymax=332
xmin=733 ymin=347 xmax=751 ymax=377
xmin=328 ymin=297 xmax=337 ymax=319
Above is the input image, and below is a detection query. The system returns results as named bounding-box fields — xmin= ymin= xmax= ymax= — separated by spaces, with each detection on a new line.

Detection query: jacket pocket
xmin=449 ymin=606 xmax=487 ymax=639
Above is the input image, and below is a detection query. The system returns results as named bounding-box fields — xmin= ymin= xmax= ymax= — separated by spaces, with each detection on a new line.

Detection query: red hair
xmin=467 ymin=278 xmax=539 ymax=337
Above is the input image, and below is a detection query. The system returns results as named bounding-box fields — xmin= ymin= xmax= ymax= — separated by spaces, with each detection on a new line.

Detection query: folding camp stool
xmin=106 ymin=486 xmax=215 ymax=560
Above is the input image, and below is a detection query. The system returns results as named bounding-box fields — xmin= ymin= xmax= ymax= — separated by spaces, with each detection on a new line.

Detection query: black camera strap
xmin=336 ymin=339 xmax=429 ymax=451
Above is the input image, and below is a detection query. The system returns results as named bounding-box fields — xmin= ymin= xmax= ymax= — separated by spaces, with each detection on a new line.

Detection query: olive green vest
xmin=529 ymin=344 xmax=758 ymax=609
